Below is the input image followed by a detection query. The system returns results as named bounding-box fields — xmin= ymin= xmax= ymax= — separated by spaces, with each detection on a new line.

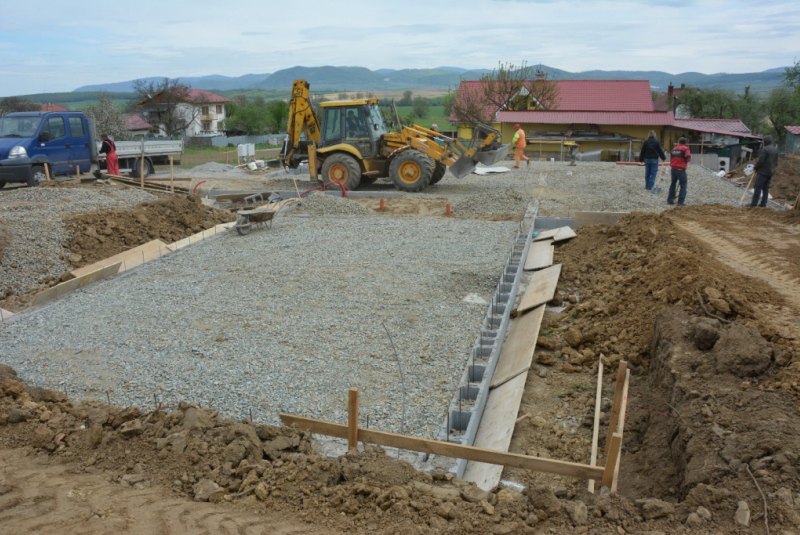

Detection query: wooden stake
xmin=739 ymin=173 xmax=755 ymax=206
xmin=604 ymin=361 xmax=627 ymax=457
xmin=44 ymin=163 xmax=51 ymax=182
xmin=76 ymin=166 xmax=80 ymax=180
xmin=601 ymin=432 xmax=622 ymax=488
xmin=611 ymin=369 xmax=631 ymax=493
xmin=140 ymin=152 xmax=145 ymax=191
xmin=588 ymin=360 xmax=604 ymax=494
xmin=348 ymin=387 xmax=359 ymax=451
xmin=169 ymin=155 xmax=174 ymax=193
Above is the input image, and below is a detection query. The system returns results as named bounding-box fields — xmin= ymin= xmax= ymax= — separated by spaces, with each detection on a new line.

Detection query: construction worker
xmin=99 ymin=134 xmax=119 ymax=183
xmin=667 ymin=137 xmax=691 ymax=206
xmin=639 ymin=130 xmax=667 ymax=190
xmin=511 ymin=124 xmax=529 ymax=168
xmin=750 ymin=135 xmax=779 ymax=208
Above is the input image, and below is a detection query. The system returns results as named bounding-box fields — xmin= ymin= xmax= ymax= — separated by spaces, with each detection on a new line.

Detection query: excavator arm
xmin=282 ymin=80 xmax=321 ymax=174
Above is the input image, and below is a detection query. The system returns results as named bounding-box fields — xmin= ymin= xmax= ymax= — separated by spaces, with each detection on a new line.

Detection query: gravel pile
xmin=297 ymin=192 xmax=374 ymax=216
xmin=0 ymin=216 xmax=518 ymax=438
xmin=0 ymin=187 xmax=155 ymax=297
xmin=451 ymin=188 xmax=529 ymax=218
xmin=190 ymin=162 xmax=247 ymax=174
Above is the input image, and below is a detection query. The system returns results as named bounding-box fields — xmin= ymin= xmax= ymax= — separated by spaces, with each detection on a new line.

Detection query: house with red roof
xmin=786 ymin=126 xmax=800 ymax=153
xmin=138 ymin=88 xmax=230 ymax=138
xmin=124 ymin=113 xmax=153 ymax=136
xmin=452 ymin=78 xmax=759 ymax=166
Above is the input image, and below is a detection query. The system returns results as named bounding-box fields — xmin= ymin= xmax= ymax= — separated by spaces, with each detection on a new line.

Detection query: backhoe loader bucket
xmin=448 ymin=143 xmax=511 ymax=179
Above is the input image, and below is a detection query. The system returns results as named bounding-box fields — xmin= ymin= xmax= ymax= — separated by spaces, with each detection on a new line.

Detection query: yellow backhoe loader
xmin=280 ymin=80 xmax=510 ymax=192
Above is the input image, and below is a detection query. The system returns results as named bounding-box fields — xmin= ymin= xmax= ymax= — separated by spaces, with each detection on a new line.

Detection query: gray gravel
xmin=0 ymin=215 xmax=517 ymax=438
xmin=263 ymin=160 xmax=746 ymax=216
xmin=0 ymin=186 xmax=155 ymax=298
xmin=295 ymin=192 xmax=374 ymax=216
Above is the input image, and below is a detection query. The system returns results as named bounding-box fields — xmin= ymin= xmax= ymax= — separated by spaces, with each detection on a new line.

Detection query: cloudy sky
xmin=1 ymin=0 xmax=798 ymax=97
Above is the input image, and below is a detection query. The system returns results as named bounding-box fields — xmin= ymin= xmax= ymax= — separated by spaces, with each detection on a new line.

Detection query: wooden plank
xmin=490 ymin=305 xmax=545 ymax=389
xmin=553 ymin=226 xmax=577 ymax=243
xmin=70 ymin=240 xmax=170 ymax=278
xmin=348 ymin=388 xmax=359 ymax=450
xmin=523 ymin=240 xmax=554 ymax=271
xmin=280 ymin=413 xmax=604 ymax=481
xmin=611 ymin=369 xmax=631 ymax=493
xmin=601 ymin=433 xmax=622 ymax=488
xmin=588 ymin=360 xmax=604 ymax=494
xmin=0 ymin=308 xmax=14 ymax=321
xmin=516 ymin=264 xmax=562 ymax=315
xmin=463 ymin=374 xmax=529 ymax=489
xmin=605 ymin=361 xmax=628 ymax=457
xmin=532 ymin=228 xmax=559 ymax=241
xmin=33 ymin=262 xmax=122 ymax=307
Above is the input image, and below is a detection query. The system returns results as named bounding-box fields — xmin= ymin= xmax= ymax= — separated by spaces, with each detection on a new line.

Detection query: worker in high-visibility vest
xmin=511 ymin=124 xmax=529 ymax=168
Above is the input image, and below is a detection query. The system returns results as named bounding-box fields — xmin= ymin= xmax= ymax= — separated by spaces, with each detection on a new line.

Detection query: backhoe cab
xmin=281 ymin=79 xmax=510 ymax=192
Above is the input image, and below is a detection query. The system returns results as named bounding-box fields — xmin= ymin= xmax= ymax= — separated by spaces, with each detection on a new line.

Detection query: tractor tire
xmin=389 ymin=150 xmax=432 ymax=192
xmin=429 ymin=161 xmax=447 ymax=185
xmin=321 ymin=153 xmax=361 ymax=190
xmin=28 ymin=166 xmax=46 ymax=187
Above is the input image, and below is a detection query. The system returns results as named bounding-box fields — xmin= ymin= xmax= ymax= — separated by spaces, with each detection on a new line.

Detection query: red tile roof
xmin=452 ymin=79 xmax=654 ymax=120
xmin=786 ymin=125 xmax=800 ymax=135
xmin=673 ymin=118 xmax=760 ymax=139
xmin=498 ymin=110 xmax=674 ymax=126
xmin=40 ymin=103 xmax=67 ymax=112
xmin=186 ymin=89 xmax=230 ymax=103
xmin=125 ymin=114 xmax=152 ymax=131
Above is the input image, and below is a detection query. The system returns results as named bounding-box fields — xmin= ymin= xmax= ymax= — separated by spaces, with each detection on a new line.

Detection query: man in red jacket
xmin=667 ymin=137 xmax=691 ymax=206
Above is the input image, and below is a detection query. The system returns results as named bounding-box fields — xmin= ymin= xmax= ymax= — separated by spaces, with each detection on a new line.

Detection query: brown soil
xmin=63 ymin=195 xmax=236 ymax=270
xmin=0 ymin=221 xmax=9 ymax=263
xmin=3 ymin=193 xmax=800 ymax=532
xmin=771 ymin=153 xmax=800 ymax=203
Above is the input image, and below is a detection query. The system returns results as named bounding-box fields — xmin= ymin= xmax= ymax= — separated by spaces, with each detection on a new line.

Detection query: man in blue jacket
xmin=639 ymin=130 xmax=667 ymax=190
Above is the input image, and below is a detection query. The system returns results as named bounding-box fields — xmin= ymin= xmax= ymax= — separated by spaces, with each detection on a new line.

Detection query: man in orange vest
xmin=511 ymin=124 xmax=529 ymax=168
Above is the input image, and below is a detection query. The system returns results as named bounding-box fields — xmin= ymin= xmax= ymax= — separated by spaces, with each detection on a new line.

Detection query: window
xmin=201 ymin=121 xmax=211 ymax=131
xmin=68 ymin=117 xmax=85 ymax=138
xmin=201 ymin=106 xmax=209 ymax=115
xmin=42 ymin=116 xmax=66 ymax=140
xmin=216 ymin=105 xmax=223 ymax=114
xmin=344 ymin=107 xmax=367 ymax=139
xmin=323 ymin=108 xmax=342 ymax=142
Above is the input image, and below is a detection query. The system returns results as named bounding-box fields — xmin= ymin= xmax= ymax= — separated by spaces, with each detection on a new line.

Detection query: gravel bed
xmin=296 ymin=192 xmax=374 ymax=216
xmin=0 ymin=187 xmax=156 ymax=297
xmin=0 ymin=216 xmax=518 ymax=438
xmin=262 ymin=161 xmax=746 ymax=217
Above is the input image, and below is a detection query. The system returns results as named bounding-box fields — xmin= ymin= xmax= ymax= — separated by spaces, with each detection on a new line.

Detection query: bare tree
xmin=451 ymin=83 xmax=494 ymax=126
xmin=84 ymin=93 xmax=130 ymax=141
xmin=133 ymin=78 xmax=198 ymax=137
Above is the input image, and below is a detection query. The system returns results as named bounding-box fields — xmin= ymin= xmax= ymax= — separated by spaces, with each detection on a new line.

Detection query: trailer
xmin=106 ymin=138 xmax=184 ymax=178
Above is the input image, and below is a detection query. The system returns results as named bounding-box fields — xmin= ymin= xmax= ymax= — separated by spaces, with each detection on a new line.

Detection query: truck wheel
xmin=430 ymin=162 xmax=447 ymax=185
xmin=132 ymin=159 xmax=153 ymax=179
xmin=0 ymin=181 xmax=6 ymax=189
xmin=389 ymin=150 xmax=432 ymax=192
xmin=28 ymin=166 xmax=46 ymax=187
xmin=321 ymin=154 xmax=361 ymax=190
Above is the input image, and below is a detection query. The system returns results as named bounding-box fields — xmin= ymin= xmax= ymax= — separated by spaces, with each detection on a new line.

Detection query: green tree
xmin=399 ymin=90 xmax=413 ymax=106
xmin=764 ymin=87 xmax=800 ymax=146
xmin=84 ymin=92 xmax=130 ymax=141
xmin=442 ymin=91 xmax=455 ymax=121
xmin=0 ymin=96 xmax=40 ymax=115
xmin=411 ymin=97 xmax=430 ymax=119
xmin=678 ymin=87 xmax=738 ymax=119
xmin=265 ymin=100 xmax=290 ymax=133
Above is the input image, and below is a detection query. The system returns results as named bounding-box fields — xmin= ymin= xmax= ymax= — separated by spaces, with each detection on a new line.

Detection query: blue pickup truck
xmin=0 ymin=111 xmax=99 ymax=188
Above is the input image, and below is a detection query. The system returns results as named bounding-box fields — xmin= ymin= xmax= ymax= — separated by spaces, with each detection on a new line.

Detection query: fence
xmin=186 ymin=134 xmax=287 ymax=148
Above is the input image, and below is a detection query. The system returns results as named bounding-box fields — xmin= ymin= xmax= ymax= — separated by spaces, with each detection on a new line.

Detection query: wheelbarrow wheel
xmin=235 ymin=216 xmax=252 ymax=236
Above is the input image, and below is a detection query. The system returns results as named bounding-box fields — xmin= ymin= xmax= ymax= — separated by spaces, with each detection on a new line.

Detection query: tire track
xmin=675 ymin=220 xmax=800 ymax=310
xmin=0 ymin=449 xmax=336 ymax=534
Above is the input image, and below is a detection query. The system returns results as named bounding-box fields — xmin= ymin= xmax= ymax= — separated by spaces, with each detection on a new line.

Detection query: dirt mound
xmin=771 ymin=153 xmax=800 ymax=203
xmin=63 ymin=195 xmax=236 ymax=269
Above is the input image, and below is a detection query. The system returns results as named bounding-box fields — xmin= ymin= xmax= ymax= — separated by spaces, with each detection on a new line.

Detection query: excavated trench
xmin=619 ymin=308 xmax=800 ymax=506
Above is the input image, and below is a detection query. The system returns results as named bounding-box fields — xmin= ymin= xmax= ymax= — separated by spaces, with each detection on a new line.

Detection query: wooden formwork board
xmin=533 ymin=226 xmax=577 ymax=243
xmin=490 ymin=305 xmax=545 ymax=389
xmin=33 ymin=262 xmax=122 ymax=307
xmin=0 ymin=308 xmax=14 ymax=321
xmin=523 ymin=240 xmax=554 ymax=271
xmin=516 ymin=264 xmax=562 ymax=316
xmin=170 ymin=223 xmax=231 ymax=250
xmin=280 ymin=413 xmax=604 ymax=482
xmin=70 ymin=240 xmax=171 ymax=278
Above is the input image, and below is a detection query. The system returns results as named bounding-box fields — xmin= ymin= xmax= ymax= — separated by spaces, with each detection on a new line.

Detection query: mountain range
xmin=73 ymin=65 xmax=789 ymax=95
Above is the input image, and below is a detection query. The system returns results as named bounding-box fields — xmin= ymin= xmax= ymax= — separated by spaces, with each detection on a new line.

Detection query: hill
xmin=70 ymin=65 xmax=789 ymax=96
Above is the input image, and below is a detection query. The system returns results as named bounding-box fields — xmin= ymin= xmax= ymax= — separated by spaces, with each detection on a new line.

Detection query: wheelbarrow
xmin=234 ymin=207 xmax=278 ymax=235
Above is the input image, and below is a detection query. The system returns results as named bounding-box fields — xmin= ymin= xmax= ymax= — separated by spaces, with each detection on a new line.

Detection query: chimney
xmin=667 ymin=82 xmax=674 ymax=111
xmin=680 ymin=83 xmax=685 ymax=90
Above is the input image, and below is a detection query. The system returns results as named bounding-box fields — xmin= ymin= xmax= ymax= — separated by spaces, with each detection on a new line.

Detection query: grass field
xmin=394 ymin=105 xmax=451 ymax=130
